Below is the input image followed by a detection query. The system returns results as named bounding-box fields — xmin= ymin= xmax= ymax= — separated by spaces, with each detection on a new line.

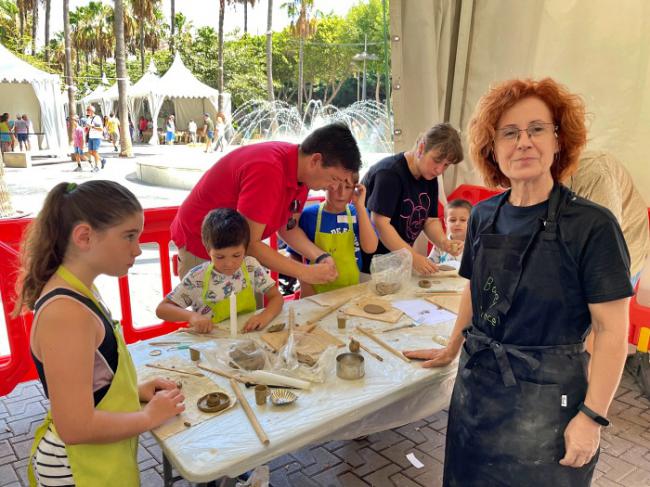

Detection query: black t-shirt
xmin=361 ymin=153 xmax=439 ymax=272
xmin=460 ymin=192 xmax=634 ymax=305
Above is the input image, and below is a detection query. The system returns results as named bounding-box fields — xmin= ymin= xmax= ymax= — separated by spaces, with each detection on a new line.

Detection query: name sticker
xmin=337 ymin=215 xmax=357 ymax=224
xmin=561 ymin=395 xmax=567 ymax=407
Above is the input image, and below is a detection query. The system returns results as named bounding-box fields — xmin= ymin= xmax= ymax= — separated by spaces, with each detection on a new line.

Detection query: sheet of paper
xmin=392 ymin=299 xmax=456 ymax=325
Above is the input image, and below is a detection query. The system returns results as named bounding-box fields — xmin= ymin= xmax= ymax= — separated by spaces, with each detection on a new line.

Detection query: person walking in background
xmin=83 ymin=105 xmax=106 ymax=171
xmin=214 ymin=113 xmax=226 ymax=152
xmin=107 ymin=113 xmax=120 ymax=152
xmin=14 ymin=114 xmax=30 ymax=152
xmin=0 ymin=113 xmax=13 ymax=153
xmin=71 ymin=115 xmax=88 ymax=172
xmin=138 ymin=116 xmax=148 ymax=140
xmin=165 ymin=115 xmax=175 ymax=145
xmin=203 ymin=113 xmax=215 ymax=153
xmin=188 ymin=119 xmax=197 ymax=144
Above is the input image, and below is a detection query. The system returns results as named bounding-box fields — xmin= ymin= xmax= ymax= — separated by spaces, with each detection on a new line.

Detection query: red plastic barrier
xmin=447 ymin=184 xmax=503 ymax=206
xmin=0 ymin=207 xmax=186 ymax=396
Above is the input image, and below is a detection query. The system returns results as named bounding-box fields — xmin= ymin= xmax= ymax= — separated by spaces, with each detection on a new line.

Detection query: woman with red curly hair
xmin=405 ymin=78 xmax=633 ymax=486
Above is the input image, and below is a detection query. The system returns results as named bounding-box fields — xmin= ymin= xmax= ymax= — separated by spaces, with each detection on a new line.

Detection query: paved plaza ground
xmin=1 ymin=141 xmax=649 ymax=486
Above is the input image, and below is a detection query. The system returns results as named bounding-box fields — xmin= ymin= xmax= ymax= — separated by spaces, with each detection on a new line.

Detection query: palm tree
xmin=132 ymin=0 xmax=160 ymax=74
xmin=0 ymin=0 xmax=20 ymax=49
xmin=31 ymin=0 xmax=39 ymax=55
xmin=236 ymin=0 xmax=256 ymax=34
xmin=266 ymin=0 xmax=274 ymax=101
xmin=93 ymin=3 xmax=114 ymax=77
xmin=283 ymin=0 xmax=317 ymax=114
xmin=63 ymin=0 xmax=75 ymax=142
xmin=169 ymin=0 xmax=175 ymax=53
xmin=114 ymin=0 xmax=132 ymax=157
xmin=43 ymin=0 xmax=50 ymax=61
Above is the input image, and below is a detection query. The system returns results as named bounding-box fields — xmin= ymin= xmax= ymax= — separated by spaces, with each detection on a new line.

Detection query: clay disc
xmin=364 ymin=303 xmax=387 ymax=315
xmin=149 ymin=349 xmax=162 ymax=356
xmin=267 ymin=322 xmax=286 ymax=333
xmin=438 ymin=264 xmax=456 ymax=272
xmin=197 ymin=392 xmax=231 ymax=413
xmin=418 ymin=279 xmax=432 ymax=288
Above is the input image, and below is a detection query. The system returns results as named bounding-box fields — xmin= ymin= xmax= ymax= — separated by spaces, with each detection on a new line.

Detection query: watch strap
xmin=578 ymin=402 xmax=610 ymax=426
xmin=314 ymin=253 xmax=331 ymax=264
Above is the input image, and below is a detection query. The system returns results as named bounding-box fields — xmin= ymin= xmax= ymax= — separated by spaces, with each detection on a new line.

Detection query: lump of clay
xmin=375 ymin=281 xmax=401 ymax=296
xmin=228 ymin=340 xmax=266 ymax=370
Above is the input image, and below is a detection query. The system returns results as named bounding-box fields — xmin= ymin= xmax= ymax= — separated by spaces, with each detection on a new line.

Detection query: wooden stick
xmin=229 ymin=379 xmax=270 ymax=446
xmin=304 ymin=296 xmax=354 ymax=326
xmin=415 ymin=290 xmax=462 ymax=296
xmin=148 ymin=341 xmax=190 ymax=346
xmin=196 ymin=363 xmax=243 ymax=381
xmin=381 ymin=323 xmax=417 ymax=334
xmin=356 ymin=327 xmax=411 ymax=363
xmin=145 ymin=364 xmax=204 ymax=377
xmin=349 ymin=336 xmax=384 ymax=361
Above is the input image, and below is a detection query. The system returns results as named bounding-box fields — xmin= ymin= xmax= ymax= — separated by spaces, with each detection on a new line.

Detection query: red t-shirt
xmin=170 ymin=141 xmax=309 ymax=259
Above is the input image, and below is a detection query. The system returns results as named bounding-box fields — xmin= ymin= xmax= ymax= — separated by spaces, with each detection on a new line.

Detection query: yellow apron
xmin=202 ymin=262 xmax=257 ymax=323
xmin=28 ymin=266 xmax=141 ymax=487
xmin=313 ymin=203 xmax=360 ymax=294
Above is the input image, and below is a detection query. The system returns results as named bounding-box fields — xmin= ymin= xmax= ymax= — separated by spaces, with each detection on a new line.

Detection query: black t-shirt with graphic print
xmin=360 ymin=152 xmax=439 ymax=272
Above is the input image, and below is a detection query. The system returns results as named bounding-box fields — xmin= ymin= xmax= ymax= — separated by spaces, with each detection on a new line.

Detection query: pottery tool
xmin=381 ymin=323 xmax=417 ymax=333
xmin=196 ymin=363 xmax=244 ymax=382
xmin=229 ymin=379 xmax=270 ymax=446
xmin=415 ymin=290 xmax=462 ymax=296
xmin=145 ymin=363 xmax=204 ymax=377
xmin=148 ymin=341 xmax=190 ymax=346
xmin=356 ymin=327 xmax=411 ymax=363
xmin=349 ymin=336 xmax=384 ymax=361
xmin=229 ymin=293 xmax=237 ymax=338
xmin=303 ymin=296 xmax=354 ymax=327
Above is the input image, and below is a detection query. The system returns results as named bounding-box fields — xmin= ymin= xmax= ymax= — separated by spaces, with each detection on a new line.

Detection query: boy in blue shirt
xmin=289 ymin=173 xmax=378 ymax=297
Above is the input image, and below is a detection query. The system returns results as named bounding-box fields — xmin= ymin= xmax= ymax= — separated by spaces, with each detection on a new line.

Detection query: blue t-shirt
xmin=288 ymin=203 xmax=364 ymax=270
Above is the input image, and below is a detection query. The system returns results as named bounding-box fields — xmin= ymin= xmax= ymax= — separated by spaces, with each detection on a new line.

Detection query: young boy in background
xmin=289 ymin=174 xmax=378 ymax=297
xmin=428 ymin=199 xmax=472 ymax=269
xmin=156 ymin=208 xmax=283 ymax=333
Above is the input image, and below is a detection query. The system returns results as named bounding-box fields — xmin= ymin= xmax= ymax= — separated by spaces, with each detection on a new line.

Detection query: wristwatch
xmin=314 ymin=253 xmax=332 ymax=264
xmin=578 ymin=402 xmax=610 ymax=426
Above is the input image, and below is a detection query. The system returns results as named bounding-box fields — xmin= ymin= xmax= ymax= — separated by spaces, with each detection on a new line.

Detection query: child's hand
xmin=138 ymin=377 xmax=178 ymax=402
xmin=243 ymin=313 xmax=268 ymax=333
xmin=189 ymin=312 xmax=214 ymax=334
xmin=443 ymin=239 xmax=464 ymax=257
xmin=351 ymin=183 xmax=367 ymax=208
xmin=144 ymin=388 xmax=185 ymax=429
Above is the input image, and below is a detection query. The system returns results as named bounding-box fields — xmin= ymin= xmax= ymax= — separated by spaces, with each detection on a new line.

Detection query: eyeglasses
xmin=286 ymin=199 xmax=300 ymax=230
xmin=494 ymin=122 xmax=557 ymax=145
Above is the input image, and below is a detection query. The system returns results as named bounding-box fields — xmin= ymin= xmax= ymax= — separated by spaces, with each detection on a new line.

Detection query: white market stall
xmin=0 ymin=43 xmax=68 ymax=152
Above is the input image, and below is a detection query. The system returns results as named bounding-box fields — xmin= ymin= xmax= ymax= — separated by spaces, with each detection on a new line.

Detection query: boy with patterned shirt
xmin=156 ymin=208 xmax=283 ymax=333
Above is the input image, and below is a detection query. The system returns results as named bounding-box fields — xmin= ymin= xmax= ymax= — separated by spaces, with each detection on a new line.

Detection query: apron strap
xmin=462 ymin=328 xmax=584 ymax=387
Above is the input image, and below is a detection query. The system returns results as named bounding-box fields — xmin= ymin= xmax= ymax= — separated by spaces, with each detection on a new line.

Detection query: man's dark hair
xmin=300 ymin=122 xmax=362 ymax=173
xmin=201 ymin=208 xmax=250 ymax=251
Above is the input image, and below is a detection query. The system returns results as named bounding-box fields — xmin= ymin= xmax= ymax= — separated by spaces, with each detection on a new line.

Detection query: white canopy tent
xmin=390 ymin=0 xmax=650 ymax=203
xmin=127 ymin=53 xmax=230 ymax=145
xmin=80 ymin=82 xmax=112 ymax=118
xmin=0 ymin=43 xmax=68 ymax=152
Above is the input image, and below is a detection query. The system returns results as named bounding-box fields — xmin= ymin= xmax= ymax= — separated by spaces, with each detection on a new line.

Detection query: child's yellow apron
xmin=202 ymin=262 xmax=257 ymax=323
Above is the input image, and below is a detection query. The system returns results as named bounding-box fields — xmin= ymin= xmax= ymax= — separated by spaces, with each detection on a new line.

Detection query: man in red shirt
xmin=171 ymin=123 xmax=362 ymax=285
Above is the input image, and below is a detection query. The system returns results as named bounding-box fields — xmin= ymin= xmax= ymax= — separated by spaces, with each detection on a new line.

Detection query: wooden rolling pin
xmin=356 ymin=327 xmax=411 ymax=363
xmin=229 ymin=379 xmax=270 ymax=446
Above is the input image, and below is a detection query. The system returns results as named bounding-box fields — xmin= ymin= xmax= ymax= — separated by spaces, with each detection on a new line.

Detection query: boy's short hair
xmin=201 ymin=208 xmax=250 ymax=250
xmin=445 ymin=199 xmax=473 ymax=215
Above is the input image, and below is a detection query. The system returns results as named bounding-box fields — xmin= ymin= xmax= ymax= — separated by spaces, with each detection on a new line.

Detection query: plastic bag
xmin=369 ymin=248 xmax=413 ymax=296
xmin=271 ymin=330 xmax=339 ymax=384
xmin=204 ymin=338 xmax=272 ymax=373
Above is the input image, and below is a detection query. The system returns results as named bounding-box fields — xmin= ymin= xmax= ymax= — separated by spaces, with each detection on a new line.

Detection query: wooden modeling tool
xmin=229 ymin=379 xmax=270 ymax=446
xmin=303 ymin=296 xmax=354 ymax=327
xmin=356 ymin=327 xmax=411 ymax=363
xmin=349 ymin=336 xmax=384 ymax=361
xmin=145 ymin=363 xmax=204 ymax=377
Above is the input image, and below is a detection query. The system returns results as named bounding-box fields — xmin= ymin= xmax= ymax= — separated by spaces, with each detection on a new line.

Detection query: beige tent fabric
xmin=567 ymin=150 xmax=650 ymax=277
xmin=393 ymin=0 xmax=650 ymax=205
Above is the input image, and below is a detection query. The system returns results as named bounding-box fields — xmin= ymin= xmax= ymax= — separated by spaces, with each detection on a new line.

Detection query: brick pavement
xmin=1 ymin=370 xmax=649 ymax=486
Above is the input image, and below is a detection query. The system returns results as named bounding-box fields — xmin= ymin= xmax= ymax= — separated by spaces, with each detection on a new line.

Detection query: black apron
xmin=444 ymin=184 xmax=598 ymax=487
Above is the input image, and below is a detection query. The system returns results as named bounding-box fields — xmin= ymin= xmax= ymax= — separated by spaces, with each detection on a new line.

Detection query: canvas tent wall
xmin=0 ymin=43 xmax=68 ymax=152
xmin=390 ymin=0 xmax=650 ymax=203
